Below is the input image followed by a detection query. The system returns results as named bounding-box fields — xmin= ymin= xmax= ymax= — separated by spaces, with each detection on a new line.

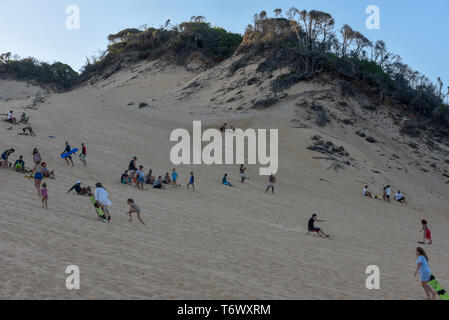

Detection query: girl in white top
xmin=95 ymin=183 xmax=112 ymax=221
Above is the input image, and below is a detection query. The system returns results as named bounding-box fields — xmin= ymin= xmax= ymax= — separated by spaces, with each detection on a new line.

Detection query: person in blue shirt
xmin=414 ymin=247 xmax=436 ymax=300
xmin=222 ymin=173 xmax=233 ymax=187
xmin=187 ymin=172 xmax=195 ymax=191
xmin=171 ymin=168 xmax=178 ymax=189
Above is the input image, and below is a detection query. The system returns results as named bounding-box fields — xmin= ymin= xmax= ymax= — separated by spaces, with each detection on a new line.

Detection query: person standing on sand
xmin=94 ymin=183 xmax=112 ymax=221
xmin=128 ymin=157 xmax=138 ymax=182
xmin=171 ymin=168 xmax=178 ymax=189
xmin=307 ymin=214 xmax=330 ymax=238
xmin=79 ymin=143 xmax=87 ymax=167
xmin=32 ymin=148 xmax=41 ymax=164
xmin=414 ymin=247 xmax=436 ymax=300
xmin=135 ymin=166 xmax=146 ymax=190
xmin=41 ymin=183 xmax=48 ymax=209
xmin=127 ymin=199 xmax=145 ymax=225
xmin=265 ymin=174 xmax=276 ymax=193
xmin=187 ymin=172 xmax=195 ymax=191
xmin=240 ymin=165 xmax=247 ymax=183
xmin=418 ymin=220 xmax=432 ymax=245
xmin=63 ymin=141 xmax=74 ymax=167
xmin=1 ymin=148 xmax=15 ymax=168
xmin=31 ymin=160 xmax=44 ymax=197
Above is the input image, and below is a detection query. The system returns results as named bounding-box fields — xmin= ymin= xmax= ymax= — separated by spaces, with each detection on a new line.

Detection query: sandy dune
xmin=1 ymin=59 xmax=448 ymax=300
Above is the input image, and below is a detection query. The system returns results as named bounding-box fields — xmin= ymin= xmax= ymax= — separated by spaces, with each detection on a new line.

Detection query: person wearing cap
xmin=67 ymin=180 xmax=92 ymax=196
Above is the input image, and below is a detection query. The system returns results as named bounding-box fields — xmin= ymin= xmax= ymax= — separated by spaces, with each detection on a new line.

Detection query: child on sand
xmin=1 ymin=148 xmax=15 ymax=168
xmin=135 ymin=166 xmax=146 ymax=190
xmin=79 ymin=143 xmax=87 ymax=167
xmin=187 ymin=172 xmax=195 ymax=191
xmin=265 ymin=174 xmax=276 ymax=193
xmin=414 ymin=247 xmax=436 ymax=300
xmin=171 ymin=168 xmax=178 ymax=189
xmin=363 ymin=186 xmax=372 ymax=198
xmin=14 ymin=155 xmax=25 ymax=173
xmin=308 ymin=214 xmax=330 ymax=238
xmin=23 ymin=126 xmax=36 ymax=136
xmin=153 ymin=176 xmax=165 ymax=189
xmin=240 ymin=165 xmax=247 ymax=183
xmin=222 ymin=174 xmax=233 ymax=187
xmin=121 ymin=170 xmax=131 ymax=184
xmin=41 ymin=183 xmax=48 ymax=209
xmin=32 ymin=148 xmax=41 ymax=164
xmin=395 ymin=190 xmax=406 ymax=204
xmin=42 ymin=162 xmax=55 ymax=179
xmin=127 ymin=199 xmax=145 ymax=225
xmin=418 ymin=220 xmax=432 ymax=245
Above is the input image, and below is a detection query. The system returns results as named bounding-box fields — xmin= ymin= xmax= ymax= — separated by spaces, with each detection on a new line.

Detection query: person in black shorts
xmin=308 ymin=214 xmax=329 ymax=238
xmin=128 ymin=157 xmax=138 ymax=181
xmin=63 ymin=141 xmax=74 ymax=167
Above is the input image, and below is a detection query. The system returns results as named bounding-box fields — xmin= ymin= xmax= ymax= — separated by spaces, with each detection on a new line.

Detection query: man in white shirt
xmin=7 ymin=111 xmax=17 ymax=124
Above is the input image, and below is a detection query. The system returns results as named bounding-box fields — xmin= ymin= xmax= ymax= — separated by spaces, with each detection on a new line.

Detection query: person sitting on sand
xmin=42 ymin=162 xmax=55 ymax=179
xmin=1 ymin=148 xmax=15 ymax=169
xmin=14 ymin=155 xmax=25 ymax=173
xmin=145 ymin=169 xmax=154 ymax=184
xmin=363 ymin=186 xmax=372 ymax=198
xmin=94 ymin=183 xmax=112 ymax=221
xmin=171 ymin=168 xmax=178 ymax=189
xmin=22 ymin=126 xmax=36 ymax=137
xmin=222 ymin=173 xmax=233 ymax=187
xmin=127 ymin=199 xmax=145 ymax=225
xmin=418 ymin=220 xmax=432 ymax=245
xmin=308 ymin=214 xmax=330 ymax=238
xmin=121 ymin=170 xmax=132 ymax=184
xmin=163 ymin=172 xmax=172 ymax=185
xmin=135 ymin=166 xmax=146 ymax=190
xmin=20 ymin=112 xmax=30 ymax=124
xmin=240 ymin=165 xmax=247 ymax=183
xmin=265 ymin=174 xmax=276 ymax=194
xmin=414 ymin=247 xmax=436 ymax=300
xmin=153 ymin=176 xmax=165 ymax=189
xmin=395 ymin=190 xmax=406 ymax=204
xmin=67 ymin=180 xmax=92 ymax=196
xmin=7 ymin=111 xmax=17 ymax=124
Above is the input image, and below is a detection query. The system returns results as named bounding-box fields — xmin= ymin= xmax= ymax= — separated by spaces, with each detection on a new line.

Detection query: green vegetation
xmin=0 ymin=53 xmax=78 ymax=89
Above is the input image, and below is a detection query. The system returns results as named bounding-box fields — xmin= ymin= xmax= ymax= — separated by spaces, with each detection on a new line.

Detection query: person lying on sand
xmin=1 ymin=148 xmax=15 ymax=169
xmin=308 ymin=214 xmax=330 ymax=238
xmin=67 ymin=180 xmax=92 ymax=196
xmin=222 ymin=173 xmax=233 ymax=187
xmin=265 ymin=174 xmax=276 ymax=194
xmin=395 ymin=191 xmax=406 ymax=204
xmin=418 ymin=220 xmax=432 ymax=245
xmin=127 ymin=199 xmax=145 ymax=225
xmin=14 ymin=155 xmax=25 ymax=173
xmin=42 ymin=162 xmax=55 ymax=179
xmin=22 ymin=126 xmax=36 ymax=137
xmin=363 ymin=186 xmax=372 ymax=198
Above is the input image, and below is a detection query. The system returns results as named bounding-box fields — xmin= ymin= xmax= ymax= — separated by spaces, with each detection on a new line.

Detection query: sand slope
xmin=1 ymin=60 xmax=448 ymax=300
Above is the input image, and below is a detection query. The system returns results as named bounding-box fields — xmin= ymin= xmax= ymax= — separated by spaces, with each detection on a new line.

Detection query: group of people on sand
xmin=6 ymin=110 xmax=36 ymax=136
xmin=61 ymin=141 xmax=87 ymax=167
xmin=363 ymin=185 xmax=406 ymax=204
xmin=122 ymin=156 xmax=190 ymax=191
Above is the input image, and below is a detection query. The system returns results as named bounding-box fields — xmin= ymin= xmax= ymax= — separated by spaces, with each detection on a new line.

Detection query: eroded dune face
xmin=0 ymin=61 xmax=448 ymax=300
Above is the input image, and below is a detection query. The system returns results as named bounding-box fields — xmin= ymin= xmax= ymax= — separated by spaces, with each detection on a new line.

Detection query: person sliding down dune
xmin=94 ymin=183 xmax=112 ymax=221
xmin=67 ymin=181 xmax=92 ymax=196
xmin=308 ymin=214 xmax=330 ymax=238
xmin=222 ymin=174 xmax=233 ymax=187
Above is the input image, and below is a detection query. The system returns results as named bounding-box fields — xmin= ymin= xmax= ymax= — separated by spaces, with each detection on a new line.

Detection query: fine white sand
xmin=1 ymin=60 xmax=448 ymax=300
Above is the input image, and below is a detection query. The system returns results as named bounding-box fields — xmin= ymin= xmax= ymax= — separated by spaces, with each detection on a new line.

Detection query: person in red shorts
xmin=418 ymin=219 xmax=432 ymax=245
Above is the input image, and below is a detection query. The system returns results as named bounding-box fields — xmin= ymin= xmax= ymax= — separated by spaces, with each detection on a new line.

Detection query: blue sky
xmin=0 ymin=0 xmax=448 ymax=85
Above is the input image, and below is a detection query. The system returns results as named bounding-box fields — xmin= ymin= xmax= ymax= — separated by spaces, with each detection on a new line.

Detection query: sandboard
xmin=61 ymin=148 xmax=79 ymax=159
xmin=90 ymin=196 xmax=107 ymax=223
xmin=429 ymin=275 xmax=449 ymax=300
